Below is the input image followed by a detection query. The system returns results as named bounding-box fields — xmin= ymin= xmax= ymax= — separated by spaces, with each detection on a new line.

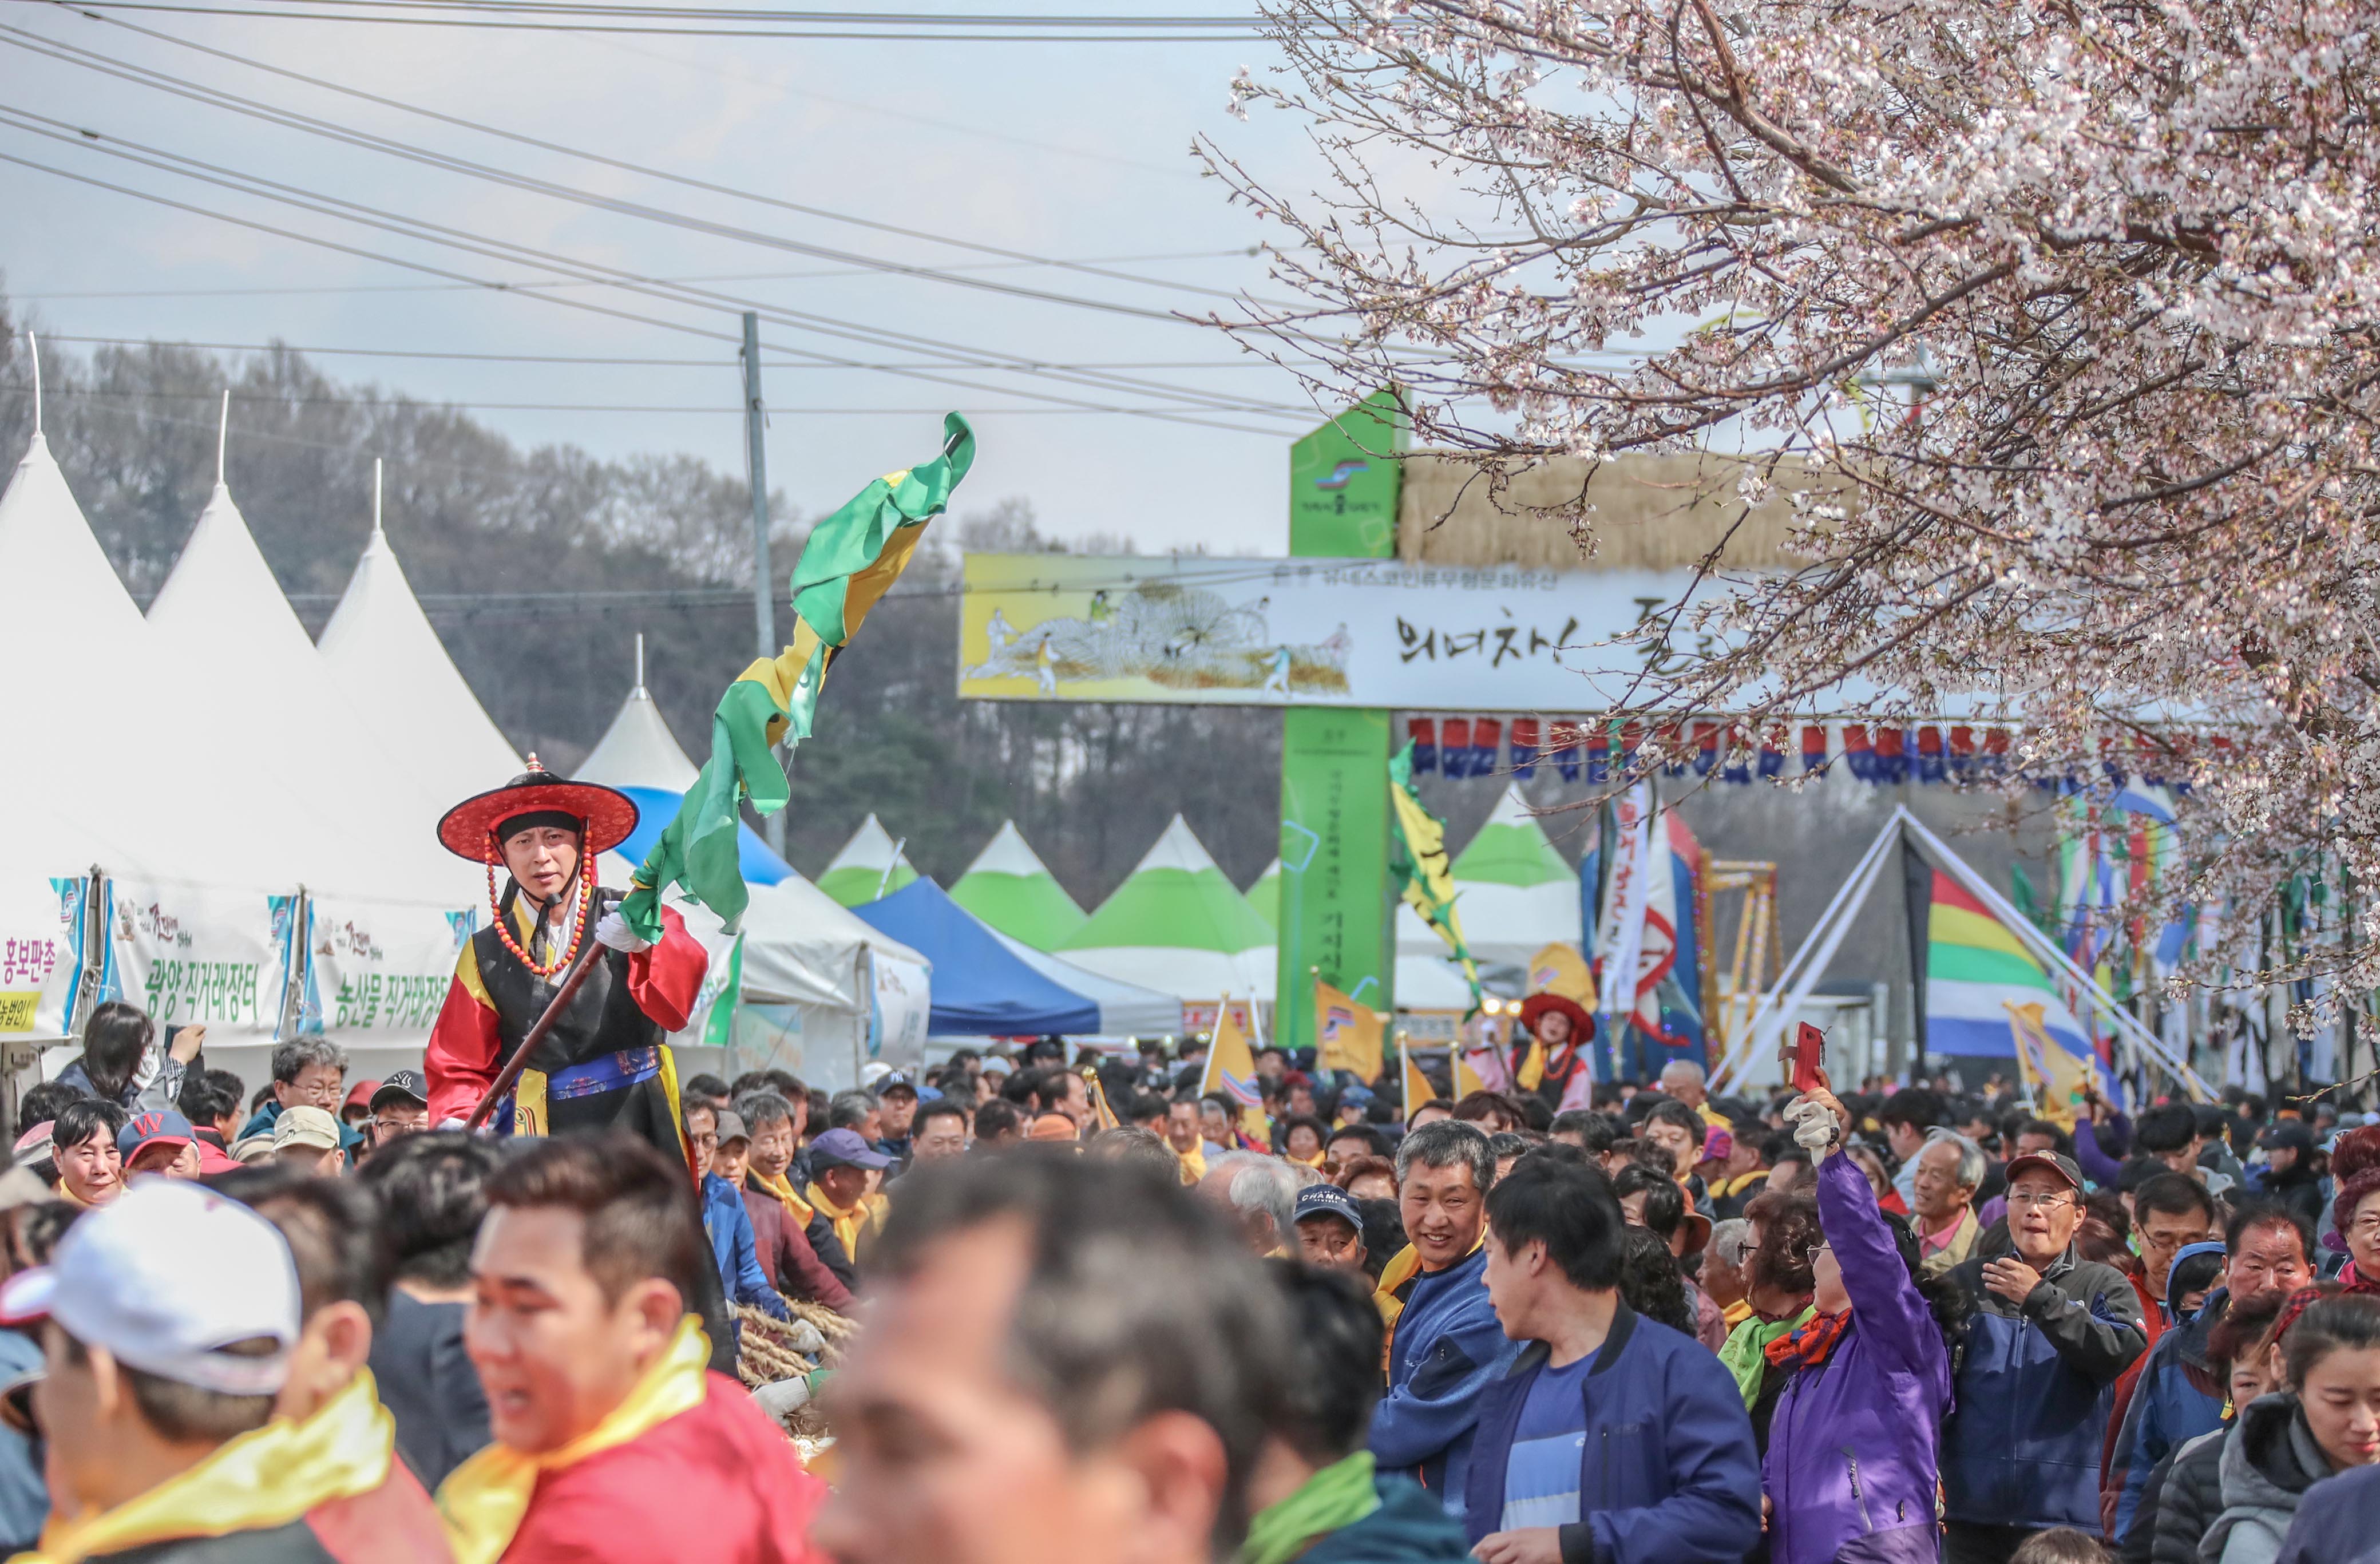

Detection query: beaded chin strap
xmin=486 ymin=817 xmax=593 ymax=979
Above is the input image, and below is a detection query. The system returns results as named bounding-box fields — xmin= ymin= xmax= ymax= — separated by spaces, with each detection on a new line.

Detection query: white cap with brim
xmin=0 ymin=1179 xmax=299 ymax=1396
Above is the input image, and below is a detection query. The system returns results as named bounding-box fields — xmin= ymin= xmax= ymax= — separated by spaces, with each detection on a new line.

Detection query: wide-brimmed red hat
xmin=1518 ymin=991 xmax=1595 ymax=1043
xmin=436 ymin=760 xmax=639 ymax=864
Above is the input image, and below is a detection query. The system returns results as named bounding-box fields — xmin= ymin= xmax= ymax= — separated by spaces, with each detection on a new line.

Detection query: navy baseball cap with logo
xmin=1293 ymin=1183 xmax=1363 ymax=1230
xmin=370 ymin=1070 xmax=430 ymax=1113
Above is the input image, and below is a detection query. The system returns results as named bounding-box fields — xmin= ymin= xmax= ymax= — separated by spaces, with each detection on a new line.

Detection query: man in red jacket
xmin=440 ymin=1131 xmax=827 ymax=1563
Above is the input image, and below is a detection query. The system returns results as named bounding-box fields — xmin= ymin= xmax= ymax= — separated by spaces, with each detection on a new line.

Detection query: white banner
xmin=867 ymin=949 xmax=931 ymax=1070
xmin=960 ymin=554 xmax=1708 ymax=710
xmin=104 ymin=878 xmax=291 ymax=1045
xmin=298 ymin=897 xmax=476 ymax=1045
xmin=2 ymin=877 xmax=85 ymax=1038
xmin=1594 ymin=784 xmax=1655 ymax=1024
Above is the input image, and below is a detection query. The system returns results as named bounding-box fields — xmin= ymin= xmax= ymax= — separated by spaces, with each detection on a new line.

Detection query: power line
xmin=100 ymin=0 xmax=1266 ymax=24
xmin=0 ymin=114 xmax=1313 ymax=430
xmin=0 ymin=27 xmax=1275 ymax=324
xmin=31 ymin=0 xmax=1267 ymax=38
xmin=31 ymin=9 xmax=1277 ymax=301
xmin=9 ymin=383 xmax=1260 ymax=414
xmin=39 ymin=333 xmax=1280 ymax=373
xmin=8 ymin=249 xmax=1264 ymax=299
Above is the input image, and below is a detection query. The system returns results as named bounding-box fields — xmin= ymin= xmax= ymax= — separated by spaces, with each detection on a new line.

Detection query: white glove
xmin=779 ymin=1318 xmax=826 ymax=1356
xmin=752 ymin=1376 xmax=812 ymax=1422
xmin=593 ymin=911 xmax=652 ymax=953
xmin=1785 ymin=1096 xmax=1839 ymax=1159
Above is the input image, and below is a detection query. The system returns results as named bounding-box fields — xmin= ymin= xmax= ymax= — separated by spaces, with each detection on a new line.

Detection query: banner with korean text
xmin=295 ymin=897 xmax=476 ymax=1046
xmin=959 ymin=555 xmax=1708 ymax=710
xmin=101 ymin=878 xmax=292 ymax=1046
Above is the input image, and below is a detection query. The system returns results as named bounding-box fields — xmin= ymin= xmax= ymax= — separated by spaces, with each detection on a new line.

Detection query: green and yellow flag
xmin=1387 ymin=741 xmax=1481 ymax=1013
xmin=622 ymin=414 xmax=976 ymax=939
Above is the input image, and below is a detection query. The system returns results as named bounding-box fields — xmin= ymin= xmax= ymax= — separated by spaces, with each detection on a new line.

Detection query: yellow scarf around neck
xmin=436 ymin=1316 xmax=711 ymax=1564
xmin=807 ymin=1181 xmax=871 ymax=1265
xmin=751 ymin=1166 xmax=814 ymax=1226
xmin=14 ymin=1369 xmax=393 ymax=1564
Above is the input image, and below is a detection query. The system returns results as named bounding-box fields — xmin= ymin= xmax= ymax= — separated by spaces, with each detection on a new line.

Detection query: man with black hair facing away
xmin=0 ymin=1179 xmax=371 ymax=1561
xmin=212 ymin=1163 xmax=454 ymax=1561
xmin=437 ymin=1131 xmax=826 ymax=1562
xmin=1465 ymin=1153 xmax=1760 ymax=1564
xmin=1241 ymin=1262 xmax=1470 ymax=1564
xmin=358 ymin=1131 xmax=499 ymax=1490
xmin=816 ymin=1153 xmax=1290 ymax=1564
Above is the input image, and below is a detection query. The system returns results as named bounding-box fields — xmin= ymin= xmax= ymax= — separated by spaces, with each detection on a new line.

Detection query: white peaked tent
xmin=817 ymin=815 xmax=919 ymax=906
xmin=573 ymin=673 xmax=931 ymax=1069
xmin=1058 ymin=815 xmax=1278 ymax=1001
xmin=315 ymin=488 xmax=520 ymax=806
xmin=145 ymin=482 xmax=475 ymax=907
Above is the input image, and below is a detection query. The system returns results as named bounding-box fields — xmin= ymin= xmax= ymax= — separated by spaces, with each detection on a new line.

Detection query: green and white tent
xmin=1059 ymin=815 xmax=1278 ymax=1001
xmin=1245 ymin=859 xmax=1282 ymax=928
xmin=1407 ymin=785 xmax=1579 ymax=968
xmin=817 ymin=814 xmax=919 ymax=908
xmin=948 ymin=821 xmax=1088 ymax=951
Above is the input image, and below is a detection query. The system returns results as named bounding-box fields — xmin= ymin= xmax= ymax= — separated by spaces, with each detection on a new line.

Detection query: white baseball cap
xmin=0 ymin=1178 xmax=300 ymax=1395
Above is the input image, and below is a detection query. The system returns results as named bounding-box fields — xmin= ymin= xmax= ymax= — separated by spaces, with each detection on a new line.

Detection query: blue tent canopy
xmin=852 ymin=878 xmax=1099 ymax=1036
xmin=612 ymin=785 xmax=793 ymax=888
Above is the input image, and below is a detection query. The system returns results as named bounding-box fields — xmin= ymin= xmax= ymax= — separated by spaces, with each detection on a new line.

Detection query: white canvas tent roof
xmin=0 ymin=436 xmax=269 ymax=893
xmin=983 ymin=925 xmax=1183 ymax=1036
xmin=145 ymin=482 xmax=475 ymax=907
xmin=817 ymin=815 xmax=918 ymax=906
xmin=1058 ymin=815 xmax=1277 ymax=1001
xmin=315 ymin=504 xmax=519 ymax=807
xmin=580 ymin=674 xmax=699 ymax=794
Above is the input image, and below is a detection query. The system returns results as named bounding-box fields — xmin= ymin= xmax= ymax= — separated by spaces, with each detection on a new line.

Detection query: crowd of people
xmin=6 ymin=995 xmax=2380 ymax=1563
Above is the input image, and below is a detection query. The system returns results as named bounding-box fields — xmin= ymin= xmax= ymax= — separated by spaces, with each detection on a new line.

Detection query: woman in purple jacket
xmin=1763 ymin=1083 xmax=1970 ymax=1564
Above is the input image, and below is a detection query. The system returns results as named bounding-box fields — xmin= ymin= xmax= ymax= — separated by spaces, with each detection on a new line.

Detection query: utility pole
xmin=741 ymin=311 xmax=785 ymax=857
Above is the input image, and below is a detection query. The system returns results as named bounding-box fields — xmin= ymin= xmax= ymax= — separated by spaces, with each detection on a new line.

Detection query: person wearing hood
xmin=2199 ymin=1289 xmax=2380 ymax=1563
xmin=1244 ymin=1262 xmax=1470 ymax=1564
xmin=2143 ymin=1286 xmax=2291 ymax=1564
xmin=1761 ymin=1082 xmax=1964 ymax=1564
xmin=2105 ymin=1204 xmax=2315 ymax=1545
xmin=2251 ymin=1123 xmax=2326 ymax=1236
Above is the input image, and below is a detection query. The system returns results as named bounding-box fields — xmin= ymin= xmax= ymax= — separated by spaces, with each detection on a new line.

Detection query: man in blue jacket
xmin=1463 ymin=1152 xmax=1760 ymax=1564
xmin=1371 ymin=1119 xmax=1518 ymax=1523
xmin=1941 ymin=1150 xmax=2147 ymax=1564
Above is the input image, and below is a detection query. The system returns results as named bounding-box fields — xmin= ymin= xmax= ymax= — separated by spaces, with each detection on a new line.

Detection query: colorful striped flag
xmin=621 ymin=415 xmax=975 ymax=939
xmin=1924 ymin=870 xmax=2106 ymax=1096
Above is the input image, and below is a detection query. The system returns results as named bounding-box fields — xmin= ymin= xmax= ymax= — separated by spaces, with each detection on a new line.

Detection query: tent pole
xmin=216 ymin=390 xmax=229 ymax=485
xmin=1711 ymin=815 xmax=1899 ymax=1089
xmin=25 ymin=332 xmax=38 ymax=435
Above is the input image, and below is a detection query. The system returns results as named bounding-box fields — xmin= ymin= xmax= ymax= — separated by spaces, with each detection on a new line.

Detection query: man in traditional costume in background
xmin=425 ymin=760 xmax=708 ymax=1156
xmin=1512 ymin=991 xmax=1597 ymax=1115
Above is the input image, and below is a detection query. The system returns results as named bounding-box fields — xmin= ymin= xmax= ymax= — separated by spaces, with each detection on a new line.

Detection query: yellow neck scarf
xmin=751 ymin=1167 xmax=814 ymax=1226
xmin=807 ymin=1181 xmax=869 ymax=1265
xmin=1175 ymin=1141 xmax=1206 ymax=1185
xmin=436 ymin=1316 xmax=711 ymax=1564
xmin=15 ymin=1370 xmax=393 ymax=1564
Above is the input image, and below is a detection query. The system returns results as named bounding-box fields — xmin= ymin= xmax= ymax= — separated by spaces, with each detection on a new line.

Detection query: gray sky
xmin=0 ymin=2 xmax=1338 ymax=552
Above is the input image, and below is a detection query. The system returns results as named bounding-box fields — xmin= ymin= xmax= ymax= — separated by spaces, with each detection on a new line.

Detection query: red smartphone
xmin=1784 ymin=1022 xmax=1826 ymax=1094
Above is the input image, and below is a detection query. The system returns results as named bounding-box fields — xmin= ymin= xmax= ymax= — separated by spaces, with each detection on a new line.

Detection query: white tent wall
xmin=315 ymin=505 xmax=521 ymax=806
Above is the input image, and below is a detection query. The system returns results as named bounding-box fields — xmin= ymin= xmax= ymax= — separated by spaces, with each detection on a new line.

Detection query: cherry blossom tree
xmin=1204 ymin=0 xmax=2380 ymax=1009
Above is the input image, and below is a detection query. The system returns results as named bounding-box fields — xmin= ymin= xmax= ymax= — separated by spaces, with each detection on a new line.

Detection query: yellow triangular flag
xmin=1400 ymin=1032 xmax=1436 ymax=1113
xmin=1454 ymin=1047 xmax=1489 ymax=1098
xmin=2005 ymin=1000 xmax=2088 ymax=1129
xmin=1316 ymin=976 xmax=1385 ymax=1083
xmin=1530 ymin=942 xmax=1594 ymax=1004
xmin=1084 ymin=1064 xmax=1120 ymax=1131
xmin=1200 ymin=997 xmax=1263 ymax=1112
